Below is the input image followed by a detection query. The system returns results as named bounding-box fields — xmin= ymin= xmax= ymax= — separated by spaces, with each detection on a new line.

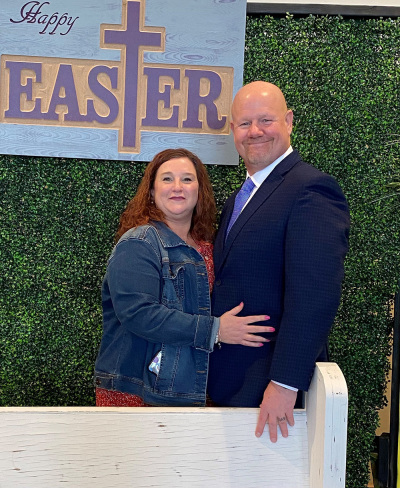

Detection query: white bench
xmin=0 ymin=362 xmax=347 ymax=487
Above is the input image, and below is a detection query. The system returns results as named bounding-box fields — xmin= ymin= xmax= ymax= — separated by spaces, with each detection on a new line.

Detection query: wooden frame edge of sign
xmin=246 ymin=3 xmax=400 ymax=17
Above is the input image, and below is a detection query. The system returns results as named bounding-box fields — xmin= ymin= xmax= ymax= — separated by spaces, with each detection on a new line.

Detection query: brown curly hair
xmin=116 ymin=148 xmax=217 ymax=242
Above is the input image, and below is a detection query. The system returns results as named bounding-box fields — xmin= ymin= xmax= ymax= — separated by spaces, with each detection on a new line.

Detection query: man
xmin=207 ymin=81 xmax=350 ymax=442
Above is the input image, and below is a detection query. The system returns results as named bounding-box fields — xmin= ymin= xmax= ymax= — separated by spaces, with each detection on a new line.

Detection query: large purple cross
xmin=104 ymin=0 xmax=162 ymax=148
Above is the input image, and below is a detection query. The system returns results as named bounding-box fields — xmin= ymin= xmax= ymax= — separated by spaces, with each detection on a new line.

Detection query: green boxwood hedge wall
xmin=1 ymin=14 xmax=400 ymax=488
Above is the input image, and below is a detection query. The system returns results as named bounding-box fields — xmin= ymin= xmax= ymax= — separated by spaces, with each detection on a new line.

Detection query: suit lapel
xmin=215 ymin=151 xmax=302 ymax=275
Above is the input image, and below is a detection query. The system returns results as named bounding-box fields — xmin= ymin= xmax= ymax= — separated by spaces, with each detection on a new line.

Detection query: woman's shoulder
xmin=109 ymin=223 xmax=164 ymax=262
xmin=113 ymin=224 xmax=163 ymax=255
xmin=118 ymin=223 xmax=157 ymax=242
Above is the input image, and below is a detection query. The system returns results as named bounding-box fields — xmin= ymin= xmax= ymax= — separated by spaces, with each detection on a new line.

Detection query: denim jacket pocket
xmin=154 ymin=344 xmax=205 ymax=395
xmin=161 ymin=261 xmax=185 ymax=307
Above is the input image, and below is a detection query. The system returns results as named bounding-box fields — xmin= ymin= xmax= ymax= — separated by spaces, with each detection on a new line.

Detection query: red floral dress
xmin=96 ymin=241 xmax=215 ymax=407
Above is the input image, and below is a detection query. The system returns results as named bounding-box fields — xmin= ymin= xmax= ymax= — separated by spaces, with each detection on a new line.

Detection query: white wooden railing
xmin=0 ymin=362 xmax=347 ymax=488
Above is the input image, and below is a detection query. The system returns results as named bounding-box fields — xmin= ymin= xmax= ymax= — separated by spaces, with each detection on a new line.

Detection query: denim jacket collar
xmin=151 ymin=220 xmax=190 ymax=249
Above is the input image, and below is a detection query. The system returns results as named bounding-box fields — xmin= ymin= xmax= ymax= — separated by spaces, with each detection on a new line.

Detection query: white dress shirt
xmin=243 ymin=146 xmax=293 ymax=210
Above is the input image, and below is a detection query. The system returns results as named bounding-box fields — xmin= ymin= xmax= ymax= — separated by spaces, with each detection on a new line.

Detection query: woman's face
xmin=151 ymin=157 xmax=199 ymax=225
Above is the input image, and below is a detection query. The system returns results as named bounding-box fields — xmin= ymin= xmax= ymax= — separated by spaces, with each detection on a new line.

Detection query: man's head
xmin=230 ymin=81 xmax=293 ymax=175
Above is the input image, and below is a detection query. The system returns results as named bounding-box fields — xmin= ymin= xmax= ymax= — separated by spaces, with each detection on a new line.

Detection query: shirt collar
xmin=247 ymin=146 xmax=293 ymax=188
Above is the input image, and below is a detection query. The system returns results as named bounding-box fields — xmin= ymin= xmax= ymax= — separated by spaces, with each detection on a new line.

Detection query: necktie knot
xmin=225 ymin=177 xmax=255 ymax=239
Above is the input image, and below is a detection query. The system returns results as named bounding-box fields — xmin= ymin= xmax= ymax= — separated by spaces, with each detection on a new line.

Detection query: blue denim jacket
xmin=94 ymin=221 xmax=219 ymax=406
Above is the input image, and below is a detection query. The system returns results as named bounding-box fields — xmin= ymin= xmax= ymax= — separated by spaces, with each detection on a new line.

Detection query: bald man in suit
xmin=207 ymin=81 xmax=350 ymax=442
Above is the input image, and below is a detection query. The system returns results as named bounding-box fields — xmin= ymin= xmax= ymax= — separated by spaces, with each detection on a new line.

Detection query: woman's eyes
xmin=161 ymin=176 xmax=194 ymax=182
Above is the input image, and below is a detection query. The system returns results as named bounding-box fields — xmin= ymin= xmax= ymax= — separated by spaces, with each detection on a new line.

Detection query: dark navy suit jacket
xmin=207 ymin=150 xmax=350 ymax=407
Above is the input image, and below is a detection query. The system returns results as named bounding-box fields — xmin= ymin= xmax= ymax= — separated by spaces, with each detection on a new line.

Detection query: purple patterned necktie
xmin=225 ymin=177 xmax=256 ymax=239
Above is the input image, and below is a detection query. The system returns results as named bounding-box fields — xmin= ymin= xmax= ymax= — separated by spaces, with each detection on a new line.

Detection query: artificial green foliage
xmin=0 ymin=14 xmax=399 ymax=488
xmin=0 ymin=157 xmax=146 ymax=405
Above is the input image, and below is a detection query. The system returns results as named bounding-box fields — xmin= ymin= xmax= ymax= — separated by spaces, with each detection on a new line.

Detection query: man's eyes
xmin=238 ymin=119 xmax=271 ymax=127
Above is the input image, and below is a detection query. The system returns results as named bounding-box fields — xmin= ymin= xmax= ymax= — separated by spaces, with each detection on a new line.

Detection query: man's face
xmin=230 ymin=86 xmax=293 ymax=174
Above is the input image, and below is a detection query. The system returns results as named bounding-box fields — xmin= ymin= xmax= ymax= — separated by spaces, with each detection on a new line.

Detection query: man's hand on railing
xmin=255 ymin=382 xmax=297 ymax=442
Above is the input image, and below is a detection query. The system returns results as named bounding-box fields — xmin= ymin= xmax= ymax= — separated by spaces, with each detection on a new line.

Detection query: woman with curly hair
xmin=94 ymin=148 xmax=272 ymax=407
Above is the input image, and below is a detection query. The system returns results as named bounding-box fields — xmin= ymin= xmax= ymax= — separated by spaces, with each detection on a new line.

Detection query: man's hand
xmin=255 ymin=382 xmax=297 ymax=442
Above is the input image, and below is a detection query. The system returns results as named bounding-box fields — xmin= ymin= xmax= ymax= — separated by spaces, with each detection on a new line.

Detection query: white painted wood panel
xmin=0 ymin=363 xmax=347 ymax=488
xmin=307 ymin=363 xmax=348 ymax=488
xmin=0 ymin=408 xmax=309 ymax=487
xmin=0 ymin=126 xmax=236 ymax=162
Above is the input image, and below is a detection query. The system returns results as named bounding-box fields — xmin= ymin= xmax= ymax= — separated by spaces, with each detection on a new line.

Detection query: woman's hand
xmin=219 ymin=302 xmax=274 ymax=347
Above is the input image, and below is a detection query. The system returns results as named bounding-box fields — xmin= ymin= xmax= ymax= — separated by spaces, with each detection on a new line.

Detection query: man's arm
xmin=257 ymin=174 xmax=349 ymax=440
xmin=270 ymin=175 xmax=349 ymax=388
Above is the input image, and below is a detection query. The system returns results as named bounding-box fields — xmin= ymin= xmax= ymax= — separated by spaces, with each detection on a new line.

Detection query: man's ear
xmin=285 ymin=110 xmax=294 ymax=135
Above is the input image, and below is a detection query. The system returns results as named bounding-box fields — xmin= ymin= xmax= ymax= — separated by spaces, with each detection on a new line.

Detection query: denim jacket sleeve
xmin=103 ymin=236 xmax=218 ymax=353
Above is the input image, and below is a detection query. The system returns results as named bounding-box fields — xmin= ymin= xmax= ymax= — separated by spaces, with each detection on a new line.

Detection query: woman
xmin=94 ymin=148 xmax=272 ymax=407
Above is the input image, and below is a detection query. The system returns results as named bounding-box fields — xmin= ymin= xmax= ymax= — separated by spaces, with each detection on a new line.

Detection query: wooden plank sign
xmin=0 ymin=0 xmax=247 ymax=163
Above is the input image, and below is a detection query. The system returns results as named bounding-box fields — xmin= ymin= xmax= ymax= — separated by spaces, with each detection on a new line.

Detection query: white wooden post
xmin=307 ymin=362 xmax=348 ymax=488
xmin=0 ymin=362 xmax=347 ymax=487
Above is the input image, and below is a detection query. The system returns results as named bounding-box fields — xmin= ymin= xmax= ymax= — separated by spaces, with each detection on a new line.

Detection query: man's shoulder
xmin=283 ymin=150 xmax=324 ymax=175
xmin=285 ymin=151 xmax=341 ymax=186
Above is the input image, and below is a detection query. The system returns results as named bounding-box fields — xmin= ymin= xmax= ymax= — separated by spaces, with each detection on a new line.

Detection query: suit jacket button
xmin=215 ymin=280 xmax=221 ymax=286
